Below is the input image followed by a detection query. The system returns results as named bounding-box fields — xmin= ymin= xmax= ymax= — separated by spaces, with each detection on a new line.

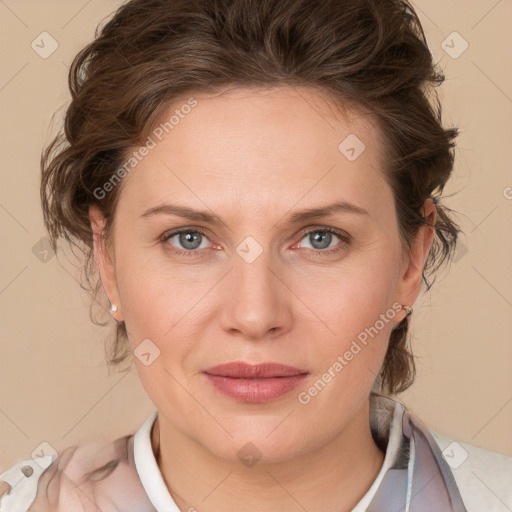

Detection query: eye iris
xmin=180 ymin=231 xmax=202 ymax=250
xmin=172 ymin=230 xmax=338 ymax=252
xmin=310 ymin=231 xmax=332 ymax=249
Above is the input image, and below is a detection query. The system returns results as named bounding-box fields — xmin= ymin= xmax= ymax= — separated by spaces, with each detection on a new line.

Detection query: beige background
xmin=0 ymin=0 xmax=511 ymax=472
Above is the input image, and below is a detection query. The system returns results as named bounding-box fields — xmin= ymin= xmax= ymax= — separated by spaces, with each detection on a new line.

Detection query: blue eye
xmin=160 ymin=227 xmax=350 ymax=258
xmin=294 ymin=228 xmax=350 ymax=256
xmin=161 ymin=228 xmax=212 ymax=257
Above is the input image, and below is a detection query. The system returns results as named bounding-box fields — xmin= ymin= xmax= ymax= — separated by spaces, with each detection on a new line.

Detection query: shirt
xmin=1 ymin=393 xmax=511 ymax=511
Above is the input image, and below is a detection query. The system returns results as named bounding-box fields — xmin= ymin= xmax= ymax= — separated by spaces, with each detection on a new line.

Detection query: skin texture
xmin=89 ymin=86 xmax=436 ymax=511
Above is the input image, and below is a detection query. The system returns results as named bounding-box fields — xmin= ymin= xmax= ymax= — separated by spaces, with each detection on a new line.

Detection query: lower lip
xmin=204 ymin=374 xmax=308 ymax=402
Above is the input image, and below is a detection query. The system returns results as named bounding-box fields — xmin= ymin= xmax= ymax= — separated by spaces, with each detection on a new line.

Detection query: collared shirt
xmin=1 ymin=393 xmax=511 ymax=511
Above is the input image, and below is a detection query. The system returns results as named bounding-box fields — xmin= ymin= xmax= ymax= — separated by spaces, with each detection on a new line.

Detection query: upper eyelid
xmin=163 ymin=225 xmax=349 ymax=248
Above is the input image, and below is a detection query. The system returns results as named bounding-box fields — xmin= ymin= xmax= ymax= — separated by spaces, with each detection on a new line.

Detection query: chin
xmin=195 ymin=420 xmax=314 ymax=467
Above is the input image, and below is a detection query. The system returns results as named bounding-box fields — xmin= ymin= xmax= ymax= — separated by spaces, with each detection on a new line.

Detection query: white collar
xmin=133 ymin=399 xmax=405 ymax=512
xmin=133 ymin=410 xmax=181 ymax=511
xmin=351 ymin=398 xmax=405 ymax=510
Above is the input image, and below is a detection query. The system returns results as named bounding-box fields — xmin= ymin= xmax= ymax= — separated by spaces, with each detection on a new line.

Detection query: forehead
xmin=117 ymin=86 xmax=391 ymax=220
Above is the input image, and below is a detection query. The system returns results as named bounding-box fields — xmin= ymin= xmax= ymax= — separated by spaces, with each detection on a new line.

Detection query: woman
xmin=1 ymin=0 xmax=510 ymax=510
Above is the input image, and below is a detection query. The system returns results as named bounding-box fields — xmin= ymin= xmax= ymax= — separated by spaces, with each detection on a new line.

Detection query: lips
xmin=204 ymin=362 xmax=308 ymax=379
xmin=203 ymin=362 xmax=309 ymax=402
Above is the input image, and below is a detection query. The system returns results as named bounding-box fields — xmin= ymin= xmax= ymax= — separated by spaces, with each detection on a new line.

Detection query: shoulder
xmin=0 ymin=436 xmax=133 ymax=512
xmin=430 ymin=429 xmax=512 ymax=511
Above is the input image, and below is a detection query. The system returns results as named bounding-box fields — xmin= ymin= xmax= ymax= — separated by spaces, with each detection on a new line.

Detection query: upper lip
xmin=204 ymin=362 xmax=309 ymax=379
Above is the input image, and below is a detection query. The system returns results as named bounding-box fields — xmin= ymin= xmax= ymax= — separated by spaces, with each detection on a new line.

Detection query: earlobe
xmin=394 ymin=198 xmax=437 ymax=321
xmin=88 ymin=205 xmax=122 ymax=320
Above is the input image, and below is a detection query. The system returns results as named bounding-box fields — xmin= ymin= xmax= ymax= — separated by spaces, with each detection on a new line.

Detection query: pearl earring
xmin=110 ymin=303 xmax=118 ymax=314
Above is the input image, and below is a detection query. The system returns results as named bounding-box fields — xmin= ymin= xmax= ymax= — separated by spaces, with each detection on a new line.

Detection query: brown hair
xmin=40 ymin=0 xmax=462 ymax=395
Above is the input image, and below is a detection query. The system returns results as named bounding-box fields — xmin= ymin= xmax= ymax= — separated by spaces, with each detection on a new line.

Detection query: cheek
xmin=298 ymin=282 xmax=395 ymax=411
xmin=298 ymin=249 xmax=399 ymax=332
xmin=113 ymin=233 xmax=179 ymax=310
xmin=114 ymin=250 xmax=212 ymax=371
xmin=295 ymin=249 xmax=399 ymax=379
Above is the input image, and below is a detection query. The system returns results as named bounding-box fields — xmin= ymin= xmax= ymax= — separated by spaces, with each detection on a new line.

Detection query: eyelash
xmin=159 ymin=227 xmax=351 ymax=258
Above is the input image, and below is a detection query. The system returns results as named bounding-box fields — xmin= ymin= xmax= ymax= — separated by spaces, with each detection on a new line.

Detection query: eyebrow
xmin=140 ymin=200 xmax=369 ymax=225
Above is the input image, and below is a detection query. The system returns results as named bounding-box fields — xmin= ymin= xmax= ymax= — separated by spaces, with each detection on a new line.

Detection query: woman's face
xmin=91 ymin=86 xmax=431 ymax=463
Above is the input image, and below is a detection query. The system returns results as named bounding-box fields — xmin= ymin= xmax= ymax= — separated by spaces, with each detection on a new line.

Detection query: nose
xmin=218 ymin=250 xmax=293 ymax=341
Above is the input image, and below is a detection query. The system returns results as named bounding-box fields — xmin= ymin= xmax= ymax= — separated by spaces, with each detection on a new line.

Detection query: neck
xmin=151 ymin=397 xmax=384 ymax=512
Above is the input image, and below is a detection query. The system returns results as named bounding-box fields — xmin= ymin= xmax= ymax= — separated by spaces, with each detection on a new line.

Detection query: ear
xmin=394 ymin=197 xmax=437 ymax=323
xmin=89 ymin=204 xmax=123 ymax=321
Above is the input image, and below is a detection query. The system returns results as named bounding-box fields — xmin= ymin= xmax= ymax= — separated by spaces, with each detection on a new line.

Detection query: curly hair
xmin=40 ymin=0 xmax=462 ymax=395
